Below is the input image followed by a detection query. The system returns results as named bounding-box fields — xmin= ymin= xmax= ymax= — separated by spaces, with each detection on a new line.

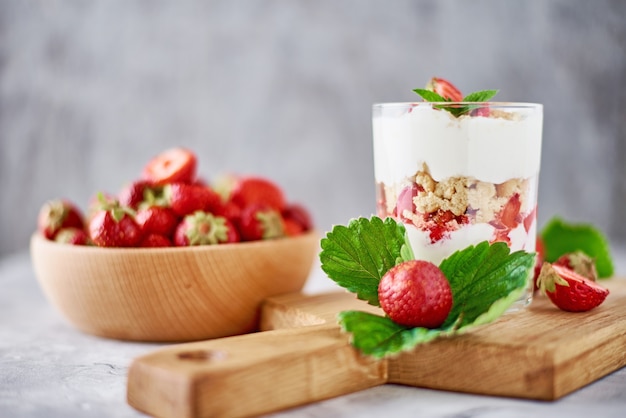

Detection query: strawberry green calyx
xmin=256 ymin=210 xmax=285 ymax=239
xmin=139 ymin=186 xmax=168 ymax=209
xmin=184 ymin=211 xmax=230 ymax=245
xmin=94 ymin=192 xmax=136 ymax=222
xmin=536 ymin=263 xmax=569 ymax=294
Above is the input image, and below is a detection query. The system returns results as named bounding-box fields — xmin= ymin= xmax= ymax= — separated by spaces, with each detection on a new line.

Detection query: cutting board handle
xmin=127 ymin=324 xmax=387 ymax=418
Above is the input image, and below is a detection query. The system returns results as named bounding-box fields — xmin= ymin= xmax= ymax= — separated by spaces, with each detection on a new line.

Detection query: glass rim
xmin=373 ymin=102 xmax=542 ymax=109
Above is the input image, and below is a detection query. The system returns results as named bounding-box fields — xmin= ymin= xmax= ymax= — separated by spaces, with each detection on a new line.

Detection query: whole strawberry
xmin=165 ymin=183 xmax=222 ymax=217
xmin=378 ymin=260 xmax=453 ymax=328
xmin=537 ymin=262 xmax=609 ymax=312
xmin=229 ymin=176 xmax=286 ymax=211
xmin=135 ymin=206 xmax=178 ymax=238
xmin=238 ymin=204 xmax=286 ymax=241
xmin=37 ymin=199 xmax=85 ymax=240
xmin=88 ymin=195 xmax=143 ymax=247
xmin=174 ymin=211 xmax=239 ymax=246
xmin=54 ymin=227 xmax=90 ymax=246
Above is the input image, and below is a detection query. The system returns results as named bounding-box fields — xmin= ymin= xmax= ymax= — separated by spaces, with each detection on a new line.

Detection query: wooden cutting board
xmin=127 ymin=279 xmax=626 ymax=418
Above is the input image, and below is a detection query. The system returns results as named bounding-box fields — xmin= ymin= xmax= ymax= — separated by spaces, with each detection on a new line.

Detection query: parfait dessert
xmin=373 ymin=78 xmax=543 ymax=304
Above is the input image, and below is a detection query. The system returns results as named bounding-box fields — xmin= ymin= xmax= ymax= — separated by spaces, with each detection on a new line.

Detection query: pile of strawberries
xmin=37 ymin=148 xmax=313 ymax=248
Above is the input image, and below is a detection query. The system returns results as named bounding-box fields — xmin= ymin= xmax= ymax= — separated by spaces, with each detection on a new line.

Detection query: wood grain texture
xmin=30 ymin=231 xmax=318 ymax=342
xmin=127 ymin=279 xmax=626 ymax=417
xmin=127 ymin=325 xmax=387 ymax=418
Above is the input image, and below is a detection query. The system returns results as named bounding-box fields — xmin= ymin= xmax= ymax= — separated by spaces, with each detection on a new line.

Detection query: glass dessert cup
xmin=372 ymin=102 xmax=543 ymax=310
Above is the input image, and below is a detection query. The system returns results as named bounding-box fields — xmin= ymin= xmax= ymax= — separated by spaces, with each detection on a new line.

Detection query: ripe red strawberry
xmin=173 ymin=211 xmax=239 ymax=246
xmin=54 ymin=227 xmax=90 ymax=245
xmin=118 ymin=180 xmax=151 ymax=210
xmin=139 ymin=233 xmax=172 ymax=248
xmin=37 ymin=199 xmax=85 ymax=240
xmin=238 ymin=204 xmax=286 ymax=241
xmin=426 ymin=77 xmax=463 ymax=102
xmin=165 ymin=183 xmax=222 ymax=217
xmin=142 ymin=148 xmax=197 ymax=186
xmin=378 ymin=260 xmax=453 ymax=328
xmin=536 ymin=263 xmax=609 ymax=312
xmin=498 ymin=193 xmax=521 ymax=229
xmin=135 ymin=206 xmax=178 ymax=237
xmin=554 ymin=251 xmax=598 ymax=282
xmin=88 ymin=198 xmax=143 ymax=247
xmin=230 ymin=176 xmax=286 ymax=211
xmin=281 ymin=203 xmax=313 ymax=232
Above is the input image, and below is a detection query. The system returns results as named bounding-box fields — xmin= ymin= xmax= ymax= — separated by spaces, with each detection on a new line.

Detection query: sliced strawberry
xmin=395 ymin=183 xmax=420 ymax=221
xmin=135 ymin=206 xmax=178 ymax=237
xmin=165 ymin=183 xmax=222 ymax=217
xmin=37 ymin=199 xmax=85 ymax=240
xmin=499 ymin=193 xmax=521 ymax=229
xmin=426 ymin=77 xmax=463 ymax=102
xmin=237 ymin=204 xmax=286 ymax=241
xmin=230 ymin=176 xmax=286 ymax=211
xmin=142 ymin=148 xmax=197 ymax=186
xmin=173 ymin=211 xmax=240 ymax=246
xmin=139 ymin=233 xmax=172 ymax=248
xmin=537 ymin=263 xmax=609 ymax=312
xmin=523 ymin=205 xmax=537 ymax=232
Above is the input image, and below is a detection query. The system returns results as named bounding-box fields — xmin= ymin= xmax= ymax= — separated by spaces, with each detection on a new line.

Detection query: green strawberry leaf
xmin=413 ymin=87 xmax=499 ymax=117
xmin=462 ymin=89 xmax=499 ymax=102
xmin=338 ymin=311 xmax=444 ymax=359
xmin=540 ymin=217 xmax=614 ymax=278
xmin=321 ymin=217 xmax=535 ymax=358
xmin=439 ymin=241 xmax=535 ymax=329
xmin=319 ymin=217 xmax=410 ymax=306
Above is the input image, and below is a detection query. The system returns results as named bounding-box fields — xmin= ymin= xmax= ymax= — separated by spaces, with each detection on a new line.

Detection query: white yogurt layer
xmin=373 ymin=104 xmax=543 ymax=185
xmin=406 ymin=219 xmax=537 ymax=266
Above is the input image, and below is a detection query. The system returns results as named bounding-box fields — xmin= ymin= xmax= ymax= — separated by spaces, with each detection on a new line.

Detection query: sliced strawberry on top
xmin=142 ymin=148 xmax=197 ymax=186
xmin=37 ymin=199 xmax=85 ymax=240
xmin=229 ymin=176 xmax=286 ymax=211
xmin=537 ymin=263 xmax=609 ymax=312
xmin=426 ymin=77 xmax=463 ymax=102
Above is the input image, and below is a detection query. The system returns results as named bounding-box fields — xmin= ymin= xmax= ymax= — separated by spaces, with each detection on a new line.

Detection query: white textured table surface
xmin=2 ymin=249 xmax=626 ymax=418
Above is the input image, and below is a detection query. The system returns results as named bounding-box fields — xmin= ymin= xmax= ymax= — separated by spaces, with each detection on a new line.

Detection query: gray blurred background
xmin=1 ymin=0 xmax=625 ymax=258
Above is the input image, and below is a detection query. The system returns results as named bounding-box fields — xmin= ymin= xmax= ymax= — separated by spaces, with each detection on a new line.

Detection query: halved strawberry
xmin=537 ymin=263 xmax=609 ymax=312
xmin=165 ymin=183 xmax=222 ymax=217
xmin=554 ymin=251 xmax=598 ymax=282
xmin=173 ymin=211 xmax=239 ymax=246
xmin=37 ymin=199 xmax=85 ymax=240
xmin=238 ymin=204 xmax=286 ymax=241
xmin=142 ymin=148 xmax=197 ymax=186
xmin=499 ymin=193 xmax=521 ymax=229
xmin=426 ymin=77 xmax=463 ymax=102
xmin=229 ymin=176 xmax=286 ymax=211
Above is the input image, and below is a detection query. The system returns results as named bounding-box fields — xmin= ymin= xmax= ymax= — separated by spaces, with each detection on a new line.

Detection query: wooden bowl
xmin=30 ymin=232 xmax=319 ymax=342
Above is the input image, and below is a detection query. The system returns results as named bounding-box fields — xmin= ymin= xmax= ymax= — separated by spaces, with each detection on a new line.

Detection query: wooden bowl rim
xmin=30 ymin=230 xmax=320 ymax=255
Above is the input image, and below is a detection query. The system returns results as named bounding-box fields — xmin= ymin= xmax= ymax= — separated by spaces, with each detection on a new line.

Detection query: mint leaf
xmin=440 ymin=241 xmax=534 ymax=329
xmin=541 ymin=217 xmax=614 ymax=278
xmin=338 ymin=311 xmax=443 ymax=359
xmin=412 ymin=88 xmax=447 ymax=102
xmin=319 ymin=217 xmax=411 ymax=306
xmin=413 ymin=87 xmax=498 ymax=118
xmin=462 ymin=89 xmax=499 ymax=102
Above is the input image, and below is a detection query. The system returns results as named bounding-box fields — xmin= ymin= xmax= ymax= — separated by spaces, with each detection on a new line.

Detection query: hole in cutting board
xmin=177 ymin=350 xmax=227 ymax=362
